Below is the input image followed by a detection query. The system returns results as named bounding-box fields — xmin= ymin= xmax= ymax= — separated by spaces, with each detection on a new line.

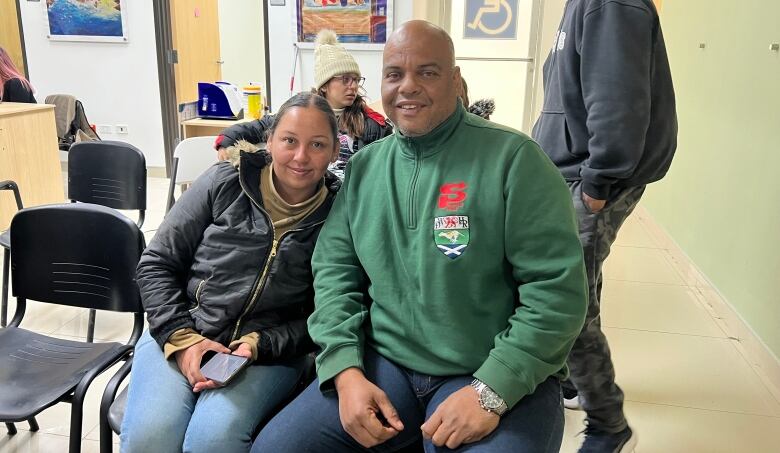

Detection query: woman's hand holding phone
xmin=231 ymin=342 xmax=253 ymax=359
xmin=174 ymin=339 xmax=231 ymax=393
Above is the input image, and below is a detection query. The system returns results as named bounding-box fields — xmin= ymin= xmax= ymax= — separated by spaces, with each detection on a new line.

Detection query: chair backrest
xmin=44 ymin=94 xmax=77 ymax=140
xmin=173 ymin=136 xmax=220 ymax=184
xmin=68 ymin=141 xmax=147 ymax=211
xmin=10 ymin=203 xmax=145 ymax=313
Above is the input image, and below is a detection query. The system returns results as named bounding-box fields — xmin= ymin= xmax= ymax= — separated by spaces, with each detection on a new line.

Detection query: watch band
xmin=470 ymin=379 xmax=508 ymax=416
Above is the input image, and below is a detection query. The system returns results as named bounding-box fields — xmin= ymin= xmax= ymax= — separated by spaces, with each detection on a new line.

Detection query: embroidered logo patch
xmin=438 ymin=182 xmax=468 ymax=211
xmin=434 ymin=216 xmax=470 ymax=259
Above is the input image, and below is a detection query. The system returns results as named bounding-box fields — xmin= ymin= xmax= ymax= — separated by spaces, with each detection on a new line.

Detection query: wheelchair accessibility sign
xmin=464 ymin=0 xmax=519 ymax=40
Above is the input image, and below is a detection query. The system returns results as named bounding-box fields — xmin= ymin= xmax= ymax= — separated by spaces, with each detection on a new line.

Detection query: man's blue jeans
xmin=120 ymin=331 xmax=307 ymax=453
xmin=252 ymin=347 xmax=564 ymax=452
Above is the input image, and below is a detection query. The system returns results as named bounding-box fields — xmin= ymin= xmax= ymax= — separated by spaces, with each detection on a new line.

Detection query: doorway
xmin=441 ymin=0 xmax=541 ymax=133
xmin=154 ymin=0 xmax=269 ymax=174
xmin=0 ymin=0 xmax=27 ymax=79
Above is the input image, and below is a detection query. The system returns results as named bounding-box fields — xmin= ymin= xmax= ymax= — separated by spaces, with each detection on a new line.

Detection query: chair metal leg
xmin=5 ymin=423 xmax=16 ymax=435
xmin=165 ymin=157 xmax=180 ymax=214
xmin=69 ymin=402 xmax=84 ymax=453
xmin=87 ymin=309 xmax=96 ymax=343
xmin=98 ymin=414 xmax=114 ymax=453
xmin=28 ymin=417 xmax=39 ymax=432
xmin=1 ymin=248 xmax=9 ymax=327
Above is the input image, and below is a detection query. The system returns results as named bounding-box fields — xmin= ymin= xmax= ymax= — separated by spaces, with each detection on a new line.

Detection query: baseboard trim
xmin=635 ymin=205 xmax=780 ymax=404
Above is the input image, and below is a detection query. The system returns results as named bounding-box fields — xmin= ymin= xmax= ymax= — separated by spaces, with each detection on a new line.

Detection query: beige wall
xmin=642 ymin=0 xmax=780 ymax=358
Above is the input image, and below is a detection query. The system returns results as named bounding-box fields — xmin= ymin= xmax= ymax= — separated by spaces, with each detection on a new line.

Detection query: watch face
xmin=481 ymin=389 xmax=504 ymax=410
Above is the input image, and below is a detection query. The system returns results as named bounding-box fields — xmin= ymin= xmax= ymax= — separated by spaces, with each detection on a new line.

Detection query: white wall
xmin=218 ymin=0 xmax=267 ymax=94
xmin=19 ymin=1 xmax=166 ymax=168
xmin=266 ymin=1 xmax=413 ymax=112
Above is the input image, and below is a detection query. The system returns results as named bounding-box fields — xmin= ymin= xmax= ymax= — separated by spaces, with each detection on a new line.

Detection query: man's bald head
xmin=381 ymin=20 xmax=461 ymax=137
xmin=387 ymin=20 xmax=456 ymax=68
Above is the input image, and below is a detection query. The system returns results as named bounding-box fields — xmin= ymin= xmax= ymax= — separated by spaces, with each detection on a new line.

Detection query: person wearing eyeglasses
xmin=215 ymin=29 xmax=393 ymax=179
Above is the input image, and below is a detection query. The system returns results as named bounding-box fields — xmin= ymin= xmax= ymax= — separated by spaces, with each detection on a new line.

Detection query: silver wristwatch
xmin=470 ymin=379 xmax=508 ymax=416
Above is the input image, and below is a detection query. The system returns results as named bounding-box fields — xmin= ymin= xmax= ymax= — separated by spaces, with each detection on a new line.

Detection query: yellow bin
xmin=243 ymin=85 xmax=263 ymax=120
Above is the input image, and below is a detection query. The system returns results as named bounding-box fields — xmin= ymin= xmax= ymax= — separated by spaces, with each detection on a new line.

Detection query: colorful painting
xmin=45 ymin=0 xmax=128 ymax=43
xmin=297 ymin=0 xmax=391 ymax=44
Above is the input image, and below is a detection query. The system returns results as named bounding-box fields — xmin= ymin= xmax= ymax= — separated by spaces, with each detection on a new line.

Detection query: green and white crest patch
xmin=434 ymin=216 xmax=470 ymax=259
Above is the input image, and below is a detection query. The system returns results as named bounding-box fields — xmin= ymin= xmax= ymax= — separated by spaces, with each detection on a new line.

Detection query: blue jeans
xmin=252 ymin=347 xmax=564 ymax=452
xmin=120 ymin=331 xmax=307 ymax=453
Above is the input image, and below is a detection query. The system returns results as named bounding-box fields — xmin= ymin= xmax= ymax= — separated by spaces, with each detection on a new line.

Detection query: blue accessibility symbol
xmin=464 ymin=0 xmax=519 ymax=40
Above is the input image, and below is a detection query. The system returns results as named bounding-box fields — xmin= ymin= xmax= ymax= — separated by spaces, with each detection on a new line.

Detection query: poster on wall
xmin=296 ymin=0 xmax=392 ymax=44
xmin=44 ymin=0 xmax=129 ymax=43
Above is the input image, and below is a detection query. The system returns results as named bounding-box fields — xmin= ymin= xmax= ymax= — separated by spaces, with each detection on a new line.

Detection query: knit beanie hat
xmin=314 ymin=30 xmax=361 ymax=90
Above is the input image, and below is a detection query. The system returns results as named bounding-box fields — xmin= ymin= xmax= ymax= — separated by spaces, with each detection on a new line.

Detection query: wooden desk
xmin=180 ymin=117 xmax=253 ymax=140
xmin=0 ymin=103 xmax=64 ymax=230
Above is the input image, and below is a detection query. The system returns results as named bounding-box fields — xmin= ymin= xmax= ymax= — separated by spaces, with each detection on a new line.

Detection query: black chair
xmin=68 ymin=141 xmax=147 ymax=342
xmin=0 ymin=180 xmax=24 ymax=328
xmin=0 ymin=203 xmax=145 ymax=453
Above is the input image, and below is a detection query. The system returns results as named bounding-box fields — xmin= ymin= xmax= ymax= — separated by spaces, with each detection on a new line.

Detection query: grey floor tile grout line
xmin=622 ymin=399 xmax=780 ymax=419
xmin=604 ymin=277 xmax=688 ymax=286
xmin=601 ymin=325 xmax=728 ymax=339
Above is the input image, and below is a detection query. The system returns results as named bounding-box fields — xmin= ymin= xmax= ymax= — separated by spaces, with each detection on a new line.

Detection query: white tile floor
xmin=2 ymin=176 xmax=779 ymax=452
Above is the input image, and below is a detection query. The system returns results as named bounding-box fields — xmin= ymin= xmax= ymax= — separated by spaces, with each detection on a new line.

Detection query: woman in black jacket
xmin=121 ymin=92 xmax=341 ymax=453
xmin=0 ymin=47 xmax=35 ymax=103
xmin=215 ymin=30 xmax=392 ymax=179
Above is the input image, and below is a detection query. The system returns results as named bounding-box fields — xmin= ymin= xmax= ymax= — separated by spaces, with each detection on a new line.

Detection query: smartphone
xmin=200 ymin=352 xmax=250 ymax=386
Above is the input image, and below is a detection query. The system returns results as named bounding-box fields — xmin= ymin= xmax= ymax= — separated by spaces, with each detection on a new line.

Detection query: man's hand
xmin=582 ymin=193 xmax=607 ymax=213
xmin=174 ymin=339 xmax=231 ymax=393
xmin=421 ymin=386 xmax=500 ymax=449
xmin=217 ymin=147 xmax=230 ymax=161
xmin=334 ymin=368 xmax=404 ymax=448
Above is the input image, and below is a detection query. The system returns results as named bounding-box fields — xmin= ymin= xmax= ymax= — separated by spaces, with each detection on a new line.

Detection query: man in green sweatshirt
xmin=252 ymin=20 xmax=588 ymax=453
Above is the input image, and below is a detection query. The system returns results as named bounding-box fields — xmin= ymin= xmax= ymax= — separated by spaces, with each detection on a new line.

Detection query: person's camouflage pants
xmin=565 ymin=180 xmax=646 ymax=433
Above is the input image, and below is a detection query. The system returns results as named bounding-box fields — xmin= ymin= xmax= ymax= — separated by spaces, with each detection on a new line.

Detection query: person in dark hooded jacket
xmin=120 ymin=92 xmax=341 ymax=453
xmin=215 ymin=29 xmax=392 ymax=179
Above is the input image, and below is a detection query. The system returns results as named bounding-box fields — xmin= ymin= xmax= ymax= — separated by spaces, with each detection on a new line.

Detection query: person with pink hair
xmin=0 ymin=47 xmax=35 ymax=103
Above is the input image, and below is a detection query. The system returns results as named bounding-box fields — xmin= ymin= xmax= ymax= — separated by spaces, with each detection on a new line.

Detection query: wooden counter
xmin=0 ymin=103 xmax=65 ymax=230
xmin=180 ymin=117 xmax=253 ymax=140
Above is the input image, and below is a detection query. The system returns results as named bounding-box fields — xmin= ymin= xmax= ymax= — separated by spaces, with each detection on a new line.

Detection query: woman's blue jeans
xmin=120 ymin=331 xmax=307 ymax=453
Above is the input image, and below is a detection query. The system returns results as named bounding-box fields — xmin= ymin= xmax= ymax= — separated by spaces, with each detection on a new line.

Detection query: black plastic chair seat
xmin=0 ymin=230 xmax=9 ymax=249
xmin=0 ymin=326 xmax=127 ymax=421
xmin=107 ymin=387 xmax=127 ymax=434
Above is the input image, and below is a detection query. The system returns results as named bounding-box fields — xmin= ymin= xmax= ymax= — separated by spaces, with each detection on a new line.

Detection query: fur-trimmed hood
xmin=224 ymin=139 xmax=262 ymax=167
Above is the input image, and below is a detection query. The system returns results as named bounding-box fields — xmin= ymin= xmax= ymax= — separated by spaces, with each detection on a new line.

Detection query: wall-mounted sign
xmin=464 ymin=0 xmax=518 ymax=40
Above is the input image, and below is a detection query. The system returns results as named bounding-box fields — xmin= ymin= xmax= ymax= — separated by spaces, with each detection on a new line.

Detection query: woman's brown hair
xmin=314 ymin=85 xmax=367 ymax=139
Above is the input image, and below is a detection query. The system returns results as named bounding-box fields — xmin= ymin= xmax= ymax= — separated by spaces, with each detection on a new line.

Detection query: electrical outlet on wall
xmin=116 ymin=124 xmax=129 ymax=134
xmin=97 ymin=124 xmax=113 ymax=134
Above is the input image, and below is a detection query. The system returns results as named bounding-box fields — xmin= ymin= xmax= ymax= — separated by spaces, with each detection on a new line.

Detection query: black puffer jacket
xmin=137 ymin=151 xmax=341 ymax=362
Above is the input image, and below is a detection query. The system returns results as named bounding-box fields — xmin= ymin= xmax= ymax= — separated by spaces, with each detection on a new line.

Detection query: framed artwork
xmin=296 ymin=0 xmax=392 ymax=44
xmin=45 ymin=0 xmax=129 ymax=43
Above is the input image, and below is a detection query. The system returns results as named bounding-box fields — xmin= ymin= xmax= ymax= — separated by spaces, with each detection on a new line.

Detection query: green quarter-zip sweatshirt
xmin=309 ymin=104 xmax=587 ymax=409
